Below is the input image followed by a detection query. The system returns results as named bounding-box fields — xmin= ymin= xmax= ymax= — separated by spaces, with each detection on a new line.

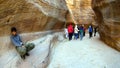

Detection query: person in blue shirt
xmin=11 ymin=27 xmax=34 ymax=59
xmin=88 ymin=25 xmax=93 ymax=38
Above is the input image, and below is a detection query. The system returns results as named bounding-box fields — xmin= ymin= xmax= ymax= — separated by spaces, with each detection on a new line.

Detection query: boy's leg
xmin=21 ymin=55 xmax=26 ymax=59
xmin=16 ymin=46 xmax=26 ymax=59
xmin=25 ymin=43 xmax=35 ymax=53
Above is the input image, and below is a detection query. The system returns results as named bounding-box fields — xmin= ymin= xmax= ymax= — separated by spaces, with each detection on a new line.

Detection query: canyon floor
xmin=1 ymin=33 xmax=120 ymax=68
xmin=48 ymin=33 xmax=120 ymax=68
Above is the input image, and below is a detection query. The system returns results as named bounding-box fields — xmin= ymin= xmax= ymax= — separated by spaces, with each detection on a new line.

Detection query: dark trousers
xmin=94 ymin=31 xmax=97 ymax=36
xmin=69 ymin=33 xmax=73 ymax=40
xmin=83 ymin=31 xmax=85 ymax=36
xmin=89 ymin=32 xmax=93 ymax=38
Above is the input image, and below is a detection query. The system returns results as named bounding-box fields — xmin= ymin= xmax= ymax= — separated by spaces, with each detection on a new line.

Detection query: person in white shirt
xmin=74 ymin=25 xmax=79 ymax=40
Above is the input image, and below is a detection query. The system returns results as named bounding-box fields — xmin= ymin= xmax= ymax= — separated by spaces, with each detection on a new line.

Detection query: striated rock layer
xmin=0 ymin=0 xmax=68 ymax=36
xmin=92 ymin=0 xmax=120 ymax=51
xmin=0 ymin=0 xmax=67 ymax=67
xmin=65 ymin=0 xmax=95 ymax=24
xmin=0 ymin=0 xmax=96 ymax=36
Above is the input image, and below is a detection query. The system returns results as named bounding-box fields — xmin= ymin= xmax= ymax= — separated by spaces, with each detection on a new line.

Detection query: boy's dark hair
xmin=11 ymin=27 xmax=17 ymax=32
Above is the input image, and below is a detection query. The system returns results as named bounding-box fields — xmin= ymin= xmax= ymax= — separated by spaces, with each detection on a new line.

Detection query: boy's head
xmin=11 ymin=27 xmax=17 ymax=36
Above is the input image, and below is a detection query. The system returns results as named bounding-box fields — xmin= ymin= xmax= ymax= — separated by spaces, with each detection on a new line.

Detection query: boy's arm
xmin=18 ymin=35 xmax=22 ymax=42
xmin=11 ymin=37 xmax=22 ymax=47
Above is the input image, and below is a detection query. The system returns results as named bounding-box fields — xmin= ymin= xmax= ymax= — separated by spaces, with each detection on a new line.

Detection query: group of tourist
xmin=64 ymin=23 xmax=98 ymax=41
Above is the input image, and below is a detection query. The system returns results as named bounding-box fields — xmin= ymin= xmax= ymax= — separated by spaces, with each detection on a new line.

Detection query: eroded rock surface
xmin=92 ymin=0 xmax=120 ymax=51
xmin=65 ymin=0 xmax=95 ymax=24
xmin=0 ymin=0 xmax=67 ymax=36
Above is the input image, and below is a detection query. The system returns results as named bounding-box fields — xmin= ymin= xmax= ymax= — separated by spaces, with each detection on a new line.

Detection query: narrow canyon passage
xmin=0 ymin=0 xmax=120 ymax=68
xmin=48 ymin=34 xmax=120 ymax=68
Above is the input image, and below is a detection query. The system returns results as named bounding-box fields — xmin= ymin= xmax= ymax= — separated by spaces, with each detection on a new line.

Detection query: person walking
xmin=83 ymin=25 xmax=86 ymax=37
xmin=94 ymin=26 xmax=98 ymax=36
xmin=78 ymin=25 xmax=84 ymax=40
xmin=88 ymin=25 xmax=93 ymax=38
xmin=10 ymin=27 xmax=35 ymax=59
xmin=64 ymin=27 xmax=68 ymax=39
xmin=67 ymin=24 xmax=74 ymax=41
xmin=74 ymin=25 xmax=79 ymax=40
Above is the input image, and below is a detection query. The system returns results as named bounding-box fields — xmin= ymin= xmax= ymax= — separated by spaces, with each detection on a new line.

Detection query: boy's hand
xmin=22 ymin=45 xmax=25 ymax=47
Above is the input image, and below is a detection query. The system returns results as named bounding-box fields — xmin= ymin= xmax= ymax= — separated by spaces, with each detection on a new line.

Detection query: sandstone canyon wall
xmin=92 ymin=0 xmax=120 ymax=51
xmin=1 ymin=0 xmax=120 ymax=67
xmin=65 ymin=0 xmax=95 ymax=24
xmin=0 ymin=0 xmax=95 ymax=36
xmin=0 ymin=0 xmax=68 ymax=36
xmin=0 ymin=0 xmax=68 ymax=67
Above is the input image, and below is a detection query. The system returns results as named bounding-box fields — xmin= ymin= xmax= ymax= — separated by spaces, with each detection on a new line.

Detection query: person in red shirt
xmin=67 ymin=23 xmax=74 ymax=40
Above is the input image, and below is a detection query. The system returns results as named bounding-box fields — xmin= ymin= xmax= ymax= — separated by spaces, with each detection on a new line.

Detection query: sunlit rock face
xmin=65 ymin=0 xmax=95 ymax=24
xmin=0 ymin=0 xmax=67 ymax=67
xmin=92 ymin=0 xmax=120 ymax=51
xmin=0 ymin=0 xmax=68 ymax=36
xmin=0 ymin=0 xmax=96 ymax=36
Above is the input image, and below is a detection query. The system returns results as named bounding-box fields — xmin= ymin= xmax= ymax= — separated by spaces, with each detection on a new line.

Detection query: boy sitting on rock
xmin=10 ymin=27 xmax=35 ymax=59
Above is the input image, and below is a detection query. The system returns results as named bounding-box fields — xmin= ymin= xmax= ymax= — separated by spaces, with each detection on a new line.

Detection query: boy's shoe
xmin=25 ymin=53 xmax=30 ymax=56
